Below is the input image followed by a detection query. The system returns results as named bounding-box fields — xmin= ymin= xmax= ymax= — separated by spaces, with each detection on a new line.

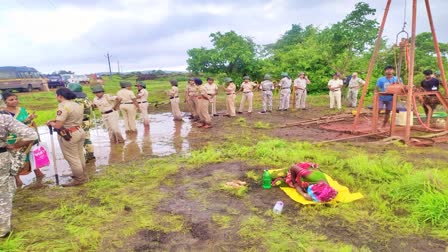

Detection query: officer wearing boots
xmin=260 ymin=74 xmax=274 ymax=113
xmin=278 ymin=72 xmax=292 ymax=111
xmin=67 ymin=83 xmax=95 ymax=161
xmin=91 ymin=85 xmax=125 ymax=144
xmin=117 ymin=81 xmax=140 ymax=132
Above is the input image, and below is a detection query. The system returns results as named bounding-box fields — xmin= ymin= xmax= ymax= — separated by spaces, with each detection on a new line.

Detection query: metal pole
xmin=105 ymin=52 xmax=112 ymax=77
xmin=48 ymin=126 xmax=59 ymax=185
xmin=424 ymin=0 xmax=448 ymax=97
xmin=353 ymin=0 xmax=392 ymax=130
xmin=404 ymin=0 xmax=417 ymax=144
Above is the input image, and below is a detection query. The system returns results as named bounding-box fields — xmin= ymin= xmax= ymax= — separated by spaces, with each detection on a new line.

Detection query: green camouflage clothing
xmin=0 ymin=112 xmax=38 ymax=236
xmin=74 ymin=96 xmax=95 ymax=161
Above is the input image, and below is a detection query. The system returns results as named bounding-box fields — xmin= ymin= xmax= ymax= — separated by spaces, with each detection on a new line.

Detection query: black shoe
xmin=259 ymin=111 xmax=266 ymax=114
xmin=237 ymin=112 xmax=243 ymax=114
xmin=302 ymin=108 xmax=307 ymax=110
xmin=283 ymin=109 xmax=288 ymax=111
xmin=213 ymin=114 xmax=219 ymax=117
xmin=267 ymin=110 xmax=272 ymax=113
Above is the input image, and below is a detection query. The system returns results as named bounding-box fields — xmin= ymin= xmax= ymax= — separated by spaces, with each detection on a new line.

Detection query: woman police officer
xmin=47 ymin=88 xmax=87 ymax=187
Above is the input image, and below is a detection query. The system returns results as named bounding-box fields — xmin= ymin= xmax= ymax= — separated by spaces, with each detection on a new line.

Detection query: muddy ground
xmin=15 ymin=102 xmax=448 ymax=251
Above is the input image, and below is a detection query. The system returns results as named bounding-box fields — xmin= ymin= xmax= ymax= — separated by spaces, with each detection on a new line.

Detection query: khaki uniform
xmin=238 ymin=82 xmax=257 ymax=113
xmin=169 ymin=86 xmax=182 ymax=120
xmin=279 ymin=77 xmax=292 ymax=110
xmin=197 ymin=85 xmax=212 ymax=125
xmin=347 ymin=77 xmax=365 ymax=107
xmin=74 ymin=96 xmax=95 ymax=160
xmin=328 ymin=79 xmax=343 ymax=109
xmin=56 ymin=100 xmax=87 ymax=183
xmin=117 ymin=88 xmax=138 ymax=131
xmin=137 ymin=88 xmax=149 ymax=125
xmin=260 ymin=80 xmax=274 ymax=112
xmin=225 ymin=83 xmax=236 ymax=116
xmin=93 ymin=94 xmax=124 ymax=143
xmin=294 ymin=78 xmax=309 ymax=109
xmin=187 ymin=84 xmax=199 ymax=118
xmin=205 ymin=83 xmax=219 ymax=115
xmin=0 ymin=113 xmax=37 ymax=237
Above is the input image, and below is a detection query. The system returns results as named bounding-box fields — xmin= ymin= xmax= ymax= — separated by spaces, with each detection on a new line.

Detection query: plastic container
xmin=273 ymin=201 xmax=284 ymax=214
xmin=262 ymin=170 xmax=272 ymax=189
xmin=395 ymin=108 xmax=413 ymax=126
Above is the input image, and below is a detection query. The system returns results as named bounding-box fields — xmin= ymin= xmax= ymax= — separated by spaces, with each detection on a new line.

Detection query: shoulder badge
xmin=57 ymin=110 xmax=63 ymax=116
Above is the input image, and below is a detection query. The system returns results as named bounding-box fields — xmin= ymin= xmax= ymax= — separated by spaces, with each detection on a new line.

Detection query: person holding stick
xmin=47 ymin=88 xmax=87 ymax=187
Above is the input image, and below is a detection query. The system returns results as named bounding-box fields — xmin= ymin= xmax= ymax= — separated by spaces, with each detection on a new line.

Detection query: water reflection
xmin=19 ymin=113 xmax=191 ymax=186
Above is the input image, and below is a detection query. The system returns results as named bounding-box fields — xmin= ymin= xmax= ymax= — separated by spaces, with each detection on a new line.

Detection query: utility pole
xmin=105 ymin=52 xmax=112 ymax=76
xmin=117 ymin=60 xmax=120 ymax=74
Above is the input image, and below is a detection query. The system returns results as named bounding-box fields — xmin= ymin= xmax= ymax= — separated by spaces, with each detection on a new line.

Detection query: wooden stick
xmin=318 ymin=131 xmax=387 ymax=144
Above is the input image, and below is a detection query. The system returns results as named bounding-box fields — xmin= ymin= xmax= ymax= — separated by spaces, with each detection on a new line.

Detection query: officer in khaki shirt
xmin=259 ymin=74 xmax=274 ymax=113
xmin=117 ymin=81 xmax=140 ymax=132
xmin=224 ymin=78 xmax=236 ymax=117
xmin=195 ymin=78 xmax=212 ymax=128
xmin=136 ymin=82 xmax=149 ymax=127
xmin=92 ymin=85 xmax=124 ymax=143
xmin=293 ymin=72 xmax=311 ymax=110
xmin=205 ymin=77 xmax=219 ymax=116
xmin=169 ymin=80 xmax=183 ymax=121
xmin=47 ymin=88 xmax=87 ymax=187
xmin=185 ymin=78 xmax=199 ymax=121
xmin=238 ymin=76 xmax=257 ymax=113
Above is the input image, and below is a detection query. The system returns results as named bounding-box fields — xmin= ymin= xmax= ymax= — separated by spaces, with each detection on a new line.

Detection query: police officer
xmin=238 ymin=76 xmax=257 ymax=114
xmin=294 ymin=72 xmax=311 ymax=110
xmin=185 ymin=78 xmax=199 ymax=121
xmin=278 ymin=72 xmax=292 ymax=111
xmin=91 ymin=85 xmax=125 ymax=144
xmin=224 ymin=78 xmax=236 ymax=117
xmin=259 ymin=74 xmax=274 ymax=113
xmin=169 ymin=80 xmax=183 ymax=121
xmin=205 ymin=77 xmax=219 ymax=116
xmin=47 ymin=88 xmax=87 ymax=187
xmin=136 ymin=81 xmax=149 ymax=127
xmin=117 ymin=81 xmax=140 ymax=133
xmin=67 ymin=83 xmax=95 ymax=161
xmin=0 ymin=111 xmax=37 ymax=238
xmin=195 ymin=78 xmax=212 ymax=128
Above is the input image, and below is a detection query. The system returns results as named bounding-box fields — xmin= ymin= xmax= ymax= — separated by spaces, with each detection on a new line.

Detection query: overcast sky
xmin=1 ymin=0 xmax=447 ymax=74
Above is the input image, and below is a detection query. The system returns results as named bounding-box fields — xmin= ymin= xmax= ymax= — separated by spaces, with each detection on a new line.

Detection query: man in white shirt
xmin=293 ymin=72 xmax=311 ymax=110
xmin=328 ymin=73 xmax=343 ymax=109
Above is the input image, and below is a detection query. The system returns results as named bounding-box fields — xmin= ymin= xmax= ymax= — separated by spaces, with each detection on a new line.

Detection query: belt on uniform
xmin=121 ymin=102 xmax=133 ymax=104
xmin=207 ymin=93 xmax=215 ymax=95
xmin=243 ymin=91 xmax=252 ymax=93
xmin=138 ymin=101 xmax=147 ymax=104
xmin=170 ymin=96 xmax=179 ymax=99
xmin=296 ymin=88 xmax=305 ymax=91
xmin=226 ymin=93 xmax=235 ymax=95
xmin=332 ymin=89 xmax=341 ymax=92
xmin=262 ymin=90 xmax=272 ymax=91
xmin=0 ymin=147 xmax=7 ymax=153
xmin=282 ymin=87 xmax=290 ymax=89
xmin=102 ymin=109 xmax=114 ymax=114
xmin=67 ymin=126 xmax=80 ymax=133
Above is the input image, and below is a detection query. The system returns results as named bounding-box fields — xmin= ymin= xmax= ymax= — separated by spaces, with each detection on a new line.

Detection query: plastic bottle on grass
xmin=273 ymin=201 xmax=284 ymax=214
xmin=262 ymin=169 xmax=272 ymax=189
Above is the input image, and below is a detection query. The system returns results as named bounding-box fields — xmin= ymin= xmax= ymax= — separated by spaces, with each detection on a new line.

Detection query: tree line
xmin=186 ymin=2 xmax=448 ymax=93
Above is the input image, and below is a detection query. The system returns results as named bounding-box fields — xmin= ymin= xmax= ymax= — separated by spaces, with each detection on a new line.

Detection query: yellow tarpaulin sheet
xmin=279 ymin=174 xmax=364 ymax=205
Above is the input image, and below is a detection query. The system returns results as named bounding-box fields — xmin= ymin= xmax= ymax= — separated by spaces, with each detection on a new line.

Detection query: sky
xmin=1 ymin=0 xmax=447 ymax=74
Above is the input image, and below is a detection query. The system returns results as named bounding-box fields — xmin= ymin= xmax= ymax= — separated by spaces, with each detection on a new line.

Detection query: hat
xmin=67 ymin=83 xmax=82 ymax=93
xmin=91 ymin=85 xmax=104 ymax=93
xmin=194 ymin=78 xmax=203 ymax=85
xmin=264 ymin=74 xmax=271 ymax=80
xmin=224 ymin=77 xmax=233 ymax=83
xmin=298 ymin=72 xmax=305 ymax=76
xmin=281 ymin=72 xmax=289 ymax=77
xmin=170 ymin=79 xmax=178 ymax=86
xmin=207 ymin=77 xmax=214 ymax=81
xmin=188 ymin=77 xmax=195 ymax=81
xmin=120 ymin=81 xmax=132 ymax=88
xmin=243 ymin=76 xmax=250 ymax=80
xmin=352 ymin=72 xmax=358 ymax=76
xmin=136 ymin=81 xmax=146 ymax=88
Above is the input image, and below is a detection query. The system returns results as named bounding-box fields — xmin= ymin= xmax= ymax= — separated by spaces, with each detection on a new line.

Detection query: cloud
xmin=0 ymin=0 xmax=447 ymax=74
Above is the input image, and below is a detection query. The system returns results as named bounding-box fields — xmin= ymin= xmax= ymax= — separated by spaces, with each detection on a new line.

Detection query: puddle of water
xmin=19 ymin=113 xmax=191 ymax=186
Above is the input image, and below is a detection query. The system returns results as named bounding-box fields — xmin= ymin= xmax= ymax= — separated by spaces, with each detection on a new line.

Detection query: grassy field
xmin=2 ymin=75 xmax=448 ymax=251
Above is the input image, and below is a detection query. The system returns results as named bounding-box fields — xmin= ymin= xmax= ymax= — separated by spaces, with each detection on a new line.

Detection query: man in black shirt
xmin=420 ymin=69 xmax=441 ymax=125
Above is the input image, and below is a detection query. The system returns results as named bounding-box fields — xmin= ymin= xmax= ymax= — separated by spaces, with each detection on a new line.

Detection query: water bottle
xmin=262 ymin=169 xmax=272 ymax=189
xmin=273 ymin=201 xmax=284 ymax=214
